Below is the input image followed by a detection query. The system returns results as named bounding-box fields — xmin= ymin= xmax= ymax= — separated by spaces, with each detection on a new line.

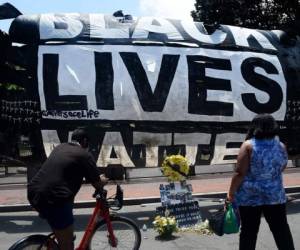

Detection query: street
xmin=2 ymin=197 xmax=300 ymax=250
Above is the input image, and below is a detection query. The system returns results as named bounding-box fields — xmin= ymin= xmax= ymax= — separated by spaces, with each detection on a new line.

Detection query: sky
xmin=0 ymin=0 xmax=195 ymax=32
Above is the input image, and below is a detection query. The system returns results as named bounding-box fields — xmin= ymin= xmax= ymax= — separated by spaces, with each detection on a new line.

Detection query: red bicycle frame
xmin=75 ymin=196 xmax=117 ymax=250
xmin=8 ymin=186 xmax=128 ymax=250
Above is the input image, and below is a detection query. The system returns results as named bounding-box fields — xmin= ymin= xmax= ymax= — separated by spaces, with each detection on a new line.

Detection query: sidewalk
xmin=1 ymin=169 xmax=300 ymax=212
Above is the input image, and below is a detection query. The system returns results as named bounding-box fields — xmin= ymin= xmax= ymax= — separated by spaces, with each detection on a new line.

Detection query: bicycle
xmin=8 ymin=184 xmax=141 ymax=250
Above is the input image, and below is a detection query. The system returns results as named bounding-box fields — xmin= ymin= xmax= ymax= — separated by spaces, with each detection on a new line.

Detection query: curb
xmin=1 ymin=186 xmax=300 ymax=213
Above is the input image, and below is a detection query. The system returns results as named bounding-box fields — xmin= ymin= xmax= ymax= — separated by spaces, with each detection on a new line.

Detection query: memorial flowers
xmin=153 ymin=215 xmax=178 ymax=237
xmin=161 ymin=154 xmax=190 ymax=182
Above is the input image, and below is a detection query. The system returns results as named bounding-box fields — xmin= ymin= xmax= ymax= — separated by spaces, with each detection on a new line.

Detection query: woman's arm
xmin=227 ymin=140 xmax=252 ymax=202
xmin=280 ymin=142 xmax=288 ymax=171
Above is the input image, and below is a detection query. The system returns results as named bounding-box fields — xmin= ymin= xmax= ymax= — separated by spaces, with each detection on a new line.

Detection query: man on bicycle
xmin=28 ymin=128 xmax=108 ymax=250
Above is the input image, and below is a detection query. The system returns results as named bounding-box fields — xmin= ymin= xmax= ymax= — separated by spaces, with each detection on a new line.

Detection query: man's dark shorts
xmin=38 ymin=202 xmax=74 ymax=230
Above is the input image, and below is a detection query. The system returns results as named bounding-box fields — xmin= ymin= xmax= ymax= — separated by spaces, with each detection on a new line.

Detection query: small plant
xmin=153 ymin=215 xmax=178 ymax=238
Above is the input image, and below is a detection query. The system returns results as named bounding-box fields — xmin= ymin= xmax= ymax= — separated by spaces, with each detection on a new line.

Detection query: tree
xmin=191 ymin=0 xmax=300 ymax=33
xmin=0 ymin=29 xmax=43 ymax=164
xmin=0 ymin=30 xmax=29 ymax=89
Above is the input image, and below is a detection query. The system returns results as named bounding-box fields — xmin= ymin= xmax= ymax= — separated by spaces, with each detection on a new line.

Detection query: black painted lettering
xmin=43 ymin=54 xmax=88 ymax=110
xmin=187 ymin=55 xmax=233 ymax=116
xmin=120 ymin=52 xmax=180 ymax=112
xmin=241 ymin=57 xmax=283 ymax=113
xmin=95 ymin=52 xmax=114 ymax=110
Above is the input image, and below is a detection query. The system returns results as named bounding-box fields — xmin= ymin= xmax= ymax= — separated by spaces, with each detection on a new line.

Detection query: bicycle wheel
xmin=8 ymin=234 xmax=59 ymax=250
xmin=89 ymin=216 xmax=141 ymax=250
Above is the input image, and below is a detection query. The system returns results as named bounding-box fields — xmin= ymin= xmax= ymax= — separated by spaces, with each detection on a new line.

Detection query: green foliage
xmin=191 ymin=0 xmax=299 ymax=31
xmin=0 ymin=82 xmax=24 ymax=91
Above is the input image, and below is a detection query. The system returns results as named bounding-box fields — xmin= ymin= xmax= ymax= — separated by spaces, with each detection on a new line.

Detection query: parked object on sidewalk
xmin=208 ymin=207 xmax=225 ymax=236
xmin=142 ymin=224 xmax=147 ymax=232
xmin=208 ymin=200 xmax=240 ymax=236
xmin=223 ymin=202 xmax=240 ymax=234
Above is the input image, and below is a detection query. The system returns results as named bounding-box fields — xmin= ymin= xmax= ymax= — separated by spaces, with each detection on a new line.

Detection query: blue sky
xmin=0 ymin=0 xmax=195 ymax=32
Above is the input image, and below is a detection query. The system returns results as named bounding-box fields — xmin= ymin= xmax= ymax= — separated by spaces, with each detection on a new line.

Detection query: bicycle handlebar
xmin=93 ymin=184 xmax=124 ymax=210
xmin=92 ymin=188 xmax=107 ymax=200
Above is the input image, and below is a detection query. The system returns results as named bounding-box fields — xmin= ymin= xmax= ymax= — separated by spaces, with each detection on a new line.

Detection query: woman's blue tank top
xmin=236 ymin=138 xmax=287 ymax=206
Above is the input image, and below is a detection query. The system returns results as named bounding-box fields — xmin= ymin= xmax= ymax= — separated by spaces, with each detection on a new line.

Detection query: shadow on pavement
xmin=0 ymin=203 xmax=222 ymax=234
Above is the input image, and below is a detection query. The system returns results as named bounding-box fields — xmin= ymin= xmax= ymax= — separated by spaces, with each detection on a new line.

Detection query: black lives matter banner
xmin=8 ymin=13 xmax=300 ymax=167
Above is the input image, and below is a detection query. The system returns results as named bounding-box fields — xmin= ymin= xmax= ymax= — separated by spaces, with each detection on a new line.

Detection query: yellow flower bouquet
xmin=161 ymin=155 xmax=190 ymax=182
xmin=153 ymin=215 xmax=178 ymax=237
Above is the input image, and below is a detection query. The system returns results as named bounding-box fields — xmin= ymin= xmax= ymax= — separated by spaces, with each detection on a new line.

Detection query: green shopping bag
xmin=223 ymin=202 xmax=240 ymax=234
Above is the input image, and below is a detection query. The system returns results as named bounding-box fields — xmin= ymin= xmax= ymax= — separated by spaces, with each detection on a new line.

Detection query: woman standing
xmin=227 ymin=113 xmax=294 ymax=250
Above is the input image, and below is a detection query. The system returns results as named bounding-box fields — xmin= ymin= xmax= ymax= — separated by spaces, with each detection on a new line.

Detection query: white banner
xmin=38 ymin=45 xmax=287 ymax=122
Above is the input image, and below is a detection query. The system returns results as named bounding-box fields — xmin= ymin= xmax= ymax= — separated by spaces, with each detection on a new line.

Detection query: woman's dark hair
xmin=245 ymin=113 xmax=279 ymax=140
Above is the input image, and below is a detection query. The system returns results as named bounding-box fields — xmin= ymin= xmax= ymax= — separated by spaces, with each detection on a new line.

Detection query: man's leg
xmin=45 ymin=202 xmax=75 ymax=250
xmin=238 ymin=205 xmax=262 ymax=250
xmin=53 ymin=224 xmax=74 ymax=250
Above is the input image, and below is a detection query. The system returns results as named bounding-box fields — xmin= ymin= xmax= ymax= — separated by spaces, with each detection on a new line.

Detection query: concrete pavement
xmin=2 ymin=199 xmax=300 ymax=250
